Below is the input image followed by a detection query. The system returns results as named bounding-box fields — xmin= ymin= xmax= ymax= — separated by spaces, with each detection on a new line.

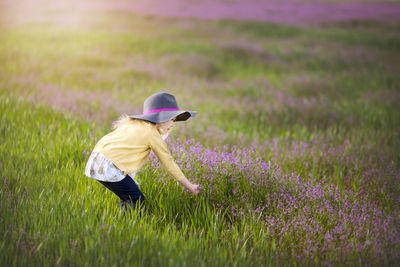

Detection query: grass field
xmin=1 ymin=0 xmax=400 ymax=266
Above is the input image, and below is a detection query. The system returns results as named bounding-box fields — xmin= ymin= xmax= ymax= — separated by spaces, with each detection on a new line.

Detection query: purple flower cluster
xmin=258 ymin=137 xmax=400 ymax=203
xmin=149 ymin=138 xmax=400 ymax=261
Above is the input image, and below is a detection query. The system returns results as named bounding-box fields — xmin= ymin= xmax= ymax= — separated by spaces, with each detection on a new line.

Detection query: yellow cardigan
xmin=93 ymin=119 xmax=185 ymax=181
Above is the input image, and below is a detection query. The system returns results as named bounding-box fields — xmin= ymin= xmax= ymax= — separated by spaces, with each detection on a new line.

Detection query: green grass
xmin=3 ymin=96 xmax=398 ymax=266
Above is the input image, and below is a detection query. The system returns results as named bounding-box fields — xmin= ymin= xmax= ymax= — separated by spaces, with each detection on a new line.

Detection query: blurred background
xmin=1 ymin=0 xmax=400 ymax=179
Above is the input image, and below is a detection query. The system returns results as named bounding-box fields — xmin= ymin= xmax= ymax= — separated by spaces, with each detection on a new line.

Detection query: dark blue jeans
xmin=99 ymin=175 xmax=145 ymax=211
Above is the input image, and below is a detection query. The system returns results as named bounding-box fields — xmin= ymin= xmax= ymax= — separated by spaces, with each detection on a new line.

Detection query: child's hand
xmin=178 ymin=178 xmax=202 ymax=195
xmin=190 ymin=184 xmax=202 ymax=196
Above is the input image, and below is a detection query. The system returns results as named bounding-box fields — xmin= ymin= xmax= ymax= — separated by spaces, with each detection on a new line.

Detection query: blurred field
xmin=1 ymin=0 xmax=400 ymax=266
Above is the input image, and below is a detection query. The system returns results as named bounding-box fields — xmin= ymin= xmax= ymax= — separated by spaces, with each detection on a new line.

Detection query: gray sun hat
xmin=130 ymin=92 xmax=196 ymax=123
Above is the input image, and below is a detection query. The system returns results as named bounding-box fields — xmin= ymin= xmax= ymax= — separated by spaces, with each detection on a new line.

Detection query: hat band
xmin=144 ymin=107 xmax=180 ymax=114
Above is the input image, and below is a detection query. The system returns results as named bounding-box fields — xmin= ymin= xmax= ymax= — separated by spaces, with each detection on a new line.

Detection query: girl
xmin=85 ymin=92 xmax=202 ymax=210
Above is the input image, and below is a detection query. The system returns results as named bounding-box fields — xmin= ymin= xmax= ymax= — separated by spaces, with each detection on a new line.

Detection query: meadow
xmin=1 ymin=0 xmax=400 ymax=266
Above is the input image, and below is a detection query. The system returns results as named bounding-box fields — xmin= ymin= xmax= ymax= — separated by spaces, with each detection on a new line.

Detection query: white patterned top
xmin=85 ymin=152 xmax=139 ymax=185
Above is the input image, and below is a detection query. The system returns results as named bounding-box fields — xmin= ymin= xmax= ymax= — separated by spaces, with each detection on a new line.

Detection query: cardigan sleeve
xmin=148 ymin=131 xmax=186 ymax=181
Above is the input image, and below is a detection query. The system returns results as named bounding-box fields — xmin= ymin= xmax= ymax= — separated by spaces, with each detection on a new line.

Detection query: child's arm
xmin=149 ymin=129 xmax=202 ymax=195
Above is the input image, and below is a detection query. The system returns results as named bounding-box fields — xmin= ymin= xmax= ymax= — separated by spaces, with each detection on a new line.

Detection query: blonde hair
xmin=112 ymin=114 xmax=171 ymax=140
xmin=112 ymin=114 xmax=133 ymax=130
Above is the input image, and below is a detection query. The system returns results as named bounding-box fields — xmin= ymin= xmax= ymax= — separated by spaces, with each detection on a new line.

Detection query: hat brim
xmin=130 ymin=110 xmax=196 ymax=123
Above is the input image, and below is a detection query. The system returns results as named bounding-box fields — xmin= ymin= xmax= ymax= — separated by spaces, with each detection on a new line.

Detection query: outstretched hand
xmin=178 ymin=177 xmax=203 ymax=196
xmin=190 ymin=184 xmax=203 ymax=196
